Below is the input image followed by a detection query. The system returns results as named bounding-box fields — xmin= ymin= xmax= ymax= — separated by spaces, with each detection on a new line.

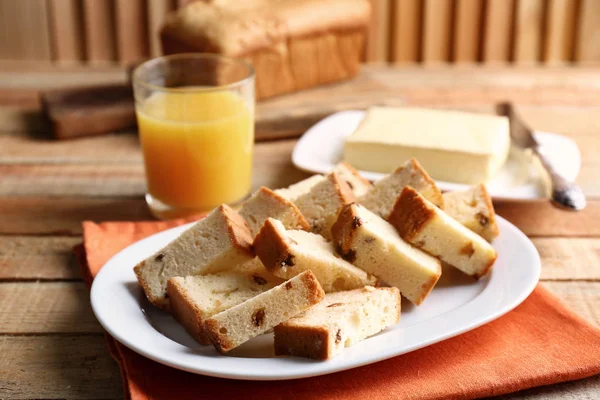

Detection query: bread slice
xmin=294 ymin=172 xmax=355 ymax=240
xmin=134 ymin=205 xmax=254 ymax=309
xmin=389 ymin=186 xmax=497 ymax=278
xmin=254 ymin=218 xmax=377 ymax=292
xmin=331 ymin=203 xmax=441 ymax=305
xmin=167 ymin=272 xmax=283 ymax=345
xmin=275 ymin=175 xmax=326 ymax=202
xmin=359 ymin=158 xmax=444 ymax=219
xmin=274 ymin=286 xmax=400 ymax=359
xmin=204 ymin=270 xmax=325 ymax=353
xmin=239 ymin=186 xmax=309 ymax=237
xmin=333 ymin=162 xmax=372 ymax=197
xmin=443 ymin=185 xmax=499 ymax=242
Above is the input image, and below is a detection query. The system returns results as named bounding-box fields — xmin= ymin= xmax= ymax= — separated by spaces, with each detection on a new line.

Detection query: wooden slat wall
xmin=0 ymin=0 xmax=599 ymax=66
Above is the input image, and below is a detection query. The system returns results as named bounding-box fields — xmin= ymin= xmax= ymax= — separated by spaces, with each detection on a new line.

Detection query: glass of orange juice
xmin=132 ymin=54 xmax=255 ymax=219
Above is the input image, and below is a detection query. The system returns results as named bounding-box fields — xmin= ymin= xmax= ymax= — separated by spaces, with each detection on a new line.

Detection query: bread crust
xmin=220 ymin=204 xmax=255 ymax=257
xmin=330 ymin=172 xmax=356 ymax=205
xmin=167 ymin=278 xmax=211 ymax=345
xmin=274 ymin=324 xmax=330 ymax=360
xmin=388 ymin=186 xmax=435 ymax=242
xmin=252 ymin=218 xmax=294 ymax=273
xmin=405 ymin=159 xmax=444 ymax=209
xmin=477 ymin=184 xmax=499 ymax=239
xmin=330 ymin=203 xmax=361 ymax=261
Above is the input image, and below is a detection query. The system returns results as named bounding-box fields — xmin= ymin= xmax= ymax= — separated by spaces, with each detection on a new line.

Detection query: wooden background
xmin=1 ymin=0 xmax=599 ymax=67
xmin=0 ymin=64 xmax=600 ymax=398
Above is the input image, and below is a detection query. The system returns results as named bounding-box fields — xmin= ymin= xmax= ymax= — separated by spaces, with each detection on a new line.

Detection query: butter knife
xmin=496 ymin=102 xmax=586 ymax=211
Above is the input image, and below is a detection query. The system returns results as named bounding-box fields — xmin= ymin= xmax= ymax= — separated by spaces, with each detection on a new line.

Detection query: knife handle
xmin=533 ymin=145 xmax=586 ymax=211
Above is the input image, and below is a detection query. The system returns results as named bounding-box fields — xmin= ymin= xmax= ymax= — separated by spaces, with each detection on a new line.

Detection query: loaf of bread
xmin=294 ymin=172 xmax=355 ymax=240
xmin=253 ymin=218 xmax=377 ymax=292
xmin=134 ymin=204 xmax=254 ymax=309
xmin=239 ymin=186 xmax=309 ymax=236
xmin=360 ymin=158 xmax=444 ymax=219
xmin=167 ymin=271 xmax=282 ymax=344
xmin=443 ymin=185 xmax=499 ymax=242
xmin=333 ymin=162 xmax=372 ymax=197
xmin=204 ymin=270 xmax=324 ymax=352
xmin=274 ymin=286 xmax=400 ymax=359
xmin=161 ymin=0 xmax=370 ymax=99
xmin=389 ymin=187 xmax=497 ymax=278
xmin=331 ymin=203 xmax=441 ymax=305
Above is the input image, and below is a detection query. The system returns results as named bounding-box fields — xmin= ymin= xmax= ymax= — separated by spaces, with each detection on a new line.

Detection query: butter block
xmin=344 ymin=107 xmax=510 ymax=184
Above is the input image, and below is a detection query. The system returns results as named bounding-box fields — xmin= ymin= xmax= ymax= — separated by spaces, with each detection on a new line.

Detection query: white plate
xmin=292 ymin=110 xmax=581 ymax=200
xmin=91 ymin=217 xmax=540 ymax=381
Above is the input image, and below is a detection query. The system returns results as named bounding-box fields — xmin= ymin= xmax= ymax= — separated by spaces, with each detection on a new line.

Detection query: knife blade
xmin=496 ymin=102 xmax=586 ymax=211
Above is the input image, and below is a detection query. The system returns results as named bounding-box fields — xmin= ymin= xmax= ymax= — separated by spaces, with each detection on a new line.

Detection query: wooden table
xmin=1 ymin=65 xmax=599 ymax=399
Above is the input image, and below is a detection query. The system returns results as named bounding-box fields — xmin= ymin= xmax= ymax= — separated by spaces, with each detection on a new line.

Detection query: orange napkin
xmin=78 ymin=220 xmax=600 ymax=400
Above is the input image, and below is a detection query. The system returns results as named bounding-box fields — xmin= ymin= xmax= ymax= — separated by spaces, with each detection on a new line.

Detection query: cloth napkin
xmin=78 ymin=220 xmax=600 ymax=400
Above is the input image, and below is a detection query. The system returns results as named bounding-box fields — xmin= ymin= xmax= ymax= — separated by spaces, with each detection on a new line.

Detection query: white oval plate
xmin=292 ymin=110 xmax=581 ymax=200
xmin=91 ymin=216 xmax=540 ymax=381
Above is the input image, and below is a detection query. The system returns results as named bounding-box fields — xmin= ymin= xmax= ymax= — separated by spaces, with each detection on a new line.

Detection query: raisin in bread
xmin=294 ymin=172 xmax=355 ymax=240
xmin=333 ymin=162 xmax=372 ymax=197
xmin=204 ymin=270 xmax=324 ymax=353
xmin=331 ymin=203 xmax=441 ymax=305
xmin=253 ymin=218 xmax=377 ymax=292
xmin=389 ymin=186 xmax=497 ymax=278
xmin=274 ymin=286 xmax=400 ymax=359
xmin=167 ymin=272 xmax=283 ymax=345
xmin=360 ymin=158 xmax=443 ymax=219
xmin=134 ymin=205 xmax=254 ymax=310
xmin=275 ymin=175 xmax=325 ymax=202
xmin=443 ymin=185 xmax=499 ymax=242
xmin=239 ymin=186 xmax=309 ymax=236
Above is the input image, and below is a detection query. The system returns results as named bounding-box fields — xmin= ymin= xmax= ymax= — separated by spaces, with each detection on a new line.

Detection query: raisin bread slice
xmin=254 ymin=218 xmax=377 ymax=292
xmin=274 ymin=286 xmax=400 ymax=359
xmin=167 ymin=272 xmax=283 ymax=345
xmin=204 ymin=270 xmax=325 ymax=353
xmin=443 ymin=184 xmax=499 ymax=242
xmin=134 ymin=205 xmax=254 ymax=310
xmin=333 ymin=162 xmax=372 ymax=197
xmin=359 ymin=158 xmax=443 ymax=219
xmin=274 ymin=175 xmax=326 ymax=202
xmin=239 ymin=186 xmax=310 ymax=237
xmin=294 ymin=172 xmax=355 ymax=240
xmin=331 ymin=203 xmax=441 ymax=305
xmin=389 ymin=186 xmax=497 ymax=278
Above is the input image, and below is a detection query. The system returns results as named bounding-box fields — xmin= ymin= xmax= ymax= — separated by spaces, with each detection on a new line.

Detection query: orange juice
xmin=136 ymin=91 xmax=253 ymax=211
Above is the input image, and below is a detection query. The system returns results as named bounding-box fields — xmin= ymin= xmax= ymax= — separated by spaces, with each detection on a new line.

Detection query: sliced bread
xmin=331 ymin=203 xmax=441 ymax=305
xmin=134 ymin=204 xmax=254 ymax=309
xmin=333 ymin=162 xmax=372 ymax=197
xmin=294 ymin=172 xmax=355 ymax=240
xmin=254 ymin=218 xmax=378 ymax=292
xmin=167 ymin=272 xmax=283 ymax=345
xmin=389 ymin=186 xmax=497 ymax=278
xmin=274 ymin=286 xmax=400 ymax=359
xmin=359 ymin=158 xmax=444 ymax=219
xmin=239 ymin=186 xmax=309 ymax=237
xmin=274 ymin=175 xmax=326 ymax=202
xmin=443 ymin=184 xmax=499 ymax=242
xmin=204 ymin=270 xmax=325 ymax=353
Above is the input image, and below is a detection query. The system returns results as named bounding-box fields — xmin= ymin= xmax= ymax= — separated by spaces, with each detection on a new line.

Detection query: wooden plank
xmin=453 ymin=0 xmax=484 ymax=62
xmin=543 ymin=282 xmax=600 ymax=327
xmin=0 ymin=0 xmax=52 ymax=62
xmin=0 ymin=336 xmax=122 ymax=399
xmin=390 ymin=0 xmax=422 ymax=63
xmin=482 ymin=0 xmax=515 ymax=62
xmin=534 ymin=238 xmax=600 ymax=281
xmin=498 ymin=374 xmax=600 ymax=399
xmin=366 ymin=0 xmax=391 ymax=62
xmin=575 ymin=0 xmax=600 ymax=64
xmin=544 ymin=0 xmax=577 ymax=63
xmin=0 ymin=282 xmax=101 ymax=333
xmin=82 ymin=0 xmax=117 ymax=63
xmin=115 ymin=0 xmax=149 ymax=64
xmin=148 ymin=0 xmax=175 ymax=57
xmin=48 ymin=0 xmax=85 ymax=64
xmin=513 ymin=0 xmax=544 ymax=63
xmin=494 ymin=200 xmax=600 ymax=237
xmin=0 ymin=236 xmax=81 ymax=281
xmin=422 ymin=0 xmax=453 ymax=63
xmin=0 ymin=197 xmax=152 ymax=236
